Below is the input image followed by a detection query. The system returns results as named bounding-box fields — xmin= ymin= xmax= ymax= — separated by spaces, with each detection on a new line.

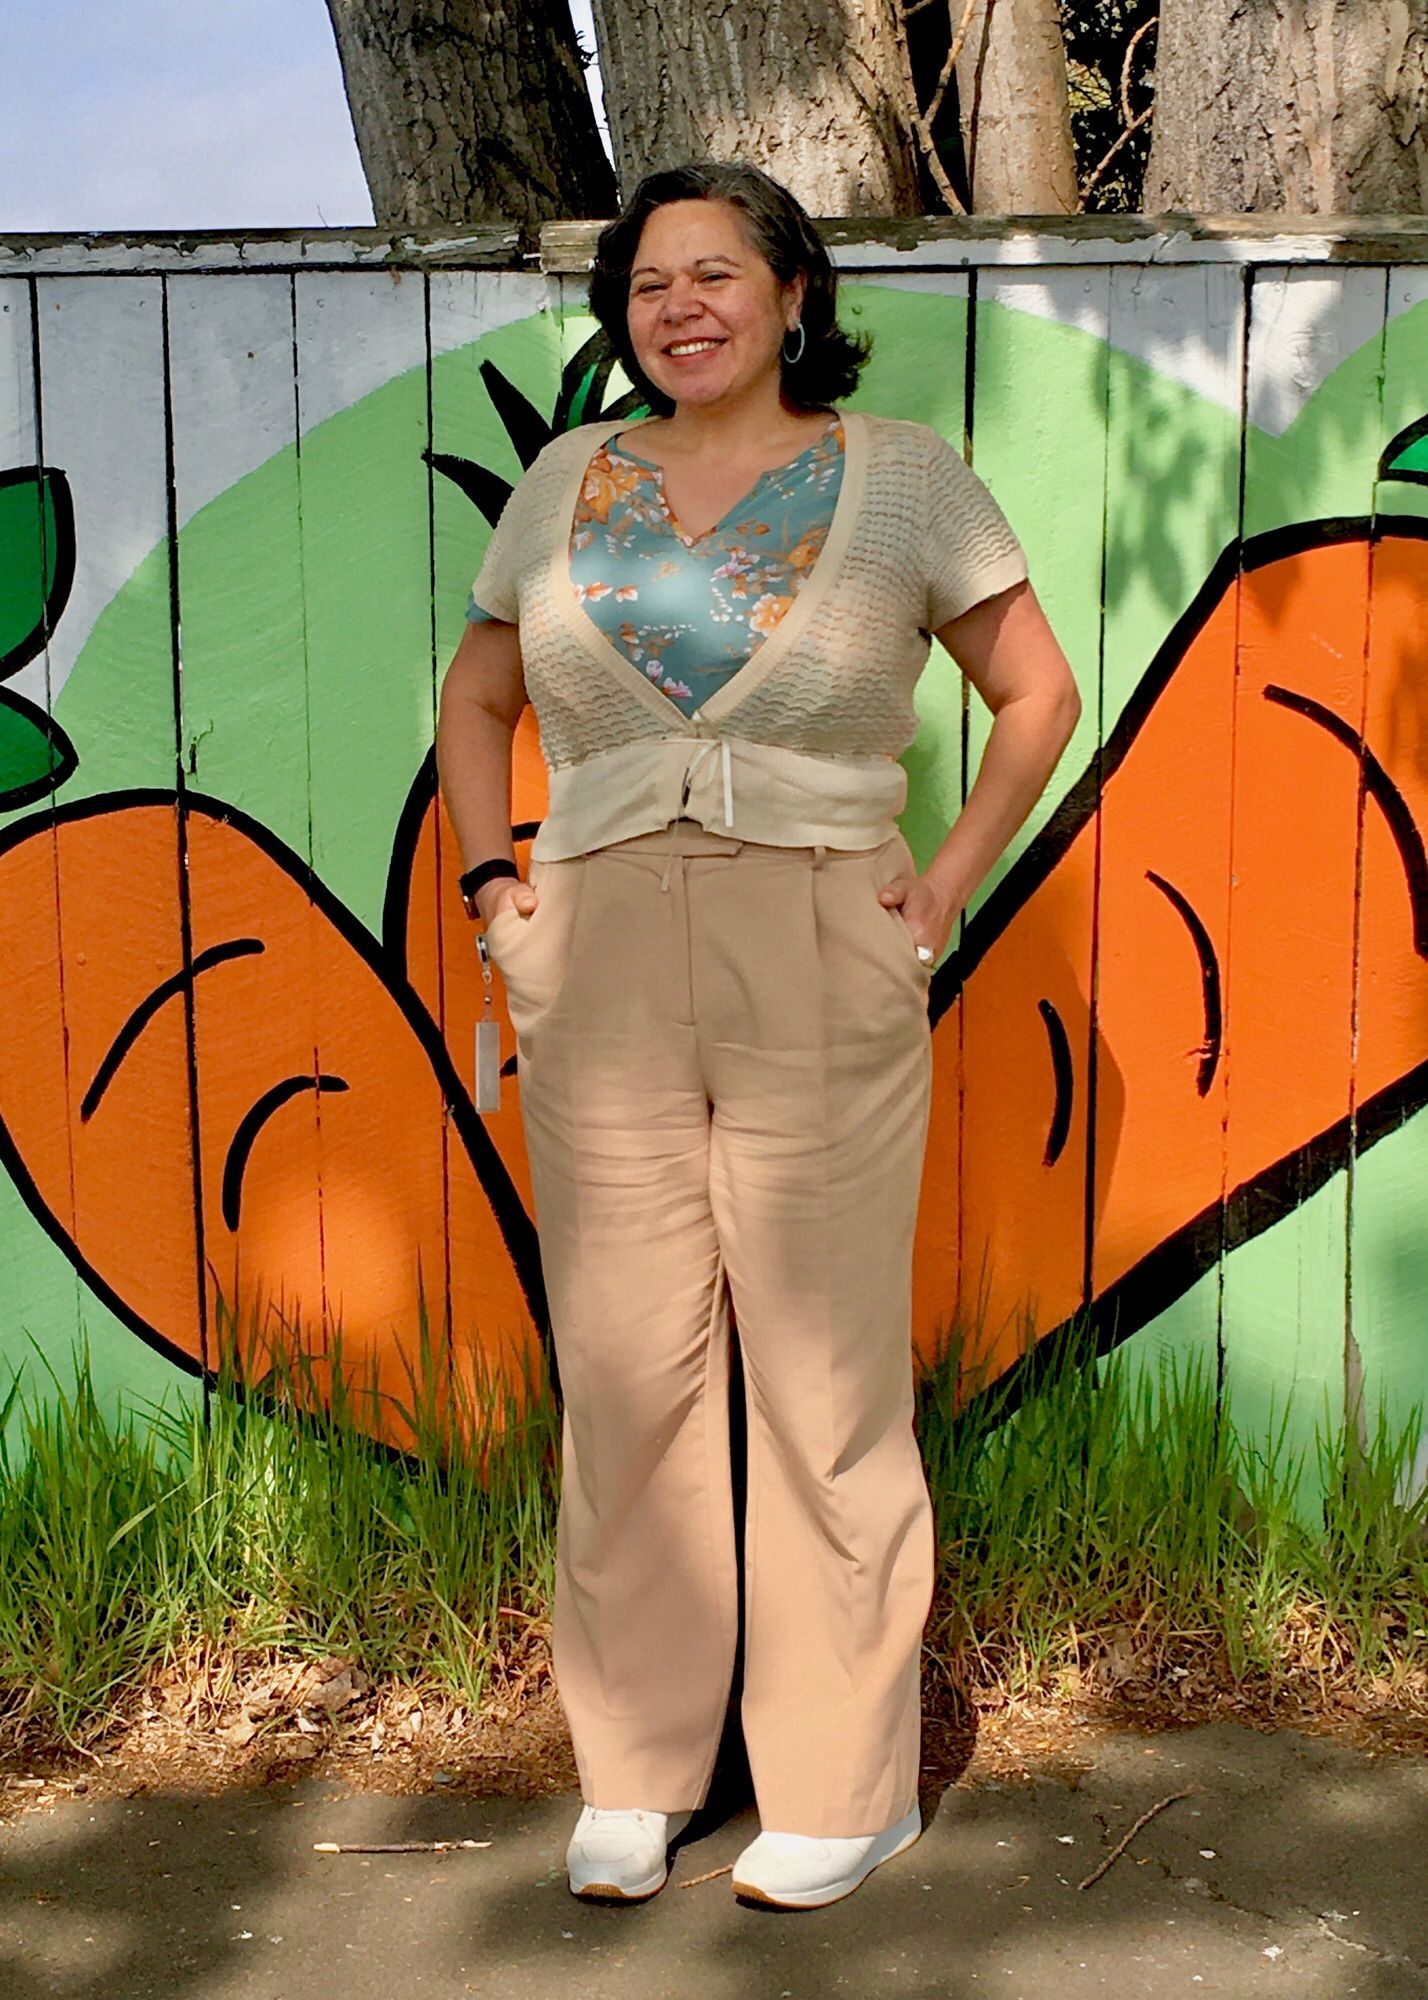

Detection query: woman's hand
xmin=876 ymin=870 xmax=960 ymax=961
xmin=477 ymin=878 xmax=540 ymax=925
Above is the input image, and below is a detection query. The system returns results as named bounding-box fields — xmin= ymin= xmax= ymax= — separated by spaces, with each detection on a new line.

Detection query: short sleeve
xmin=921 ymin=428 xmax=1028 ymax=631
xmin=466 ymin=483 xmax=524 ymax=625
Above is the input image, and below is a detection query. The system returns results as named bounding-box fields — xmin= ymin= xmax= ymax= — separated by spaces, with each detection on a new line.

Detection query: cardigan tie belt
xmin=681 ymin=734 xmax=735 ymax=833
xmin=531 ymin=733 xmax=912 ymax=864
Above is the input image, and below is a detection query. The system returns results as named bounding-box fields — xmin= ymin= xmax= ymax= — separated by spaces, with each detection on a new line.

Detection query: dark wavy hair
xmin=587 ymin=160 xmax=872 ymax=418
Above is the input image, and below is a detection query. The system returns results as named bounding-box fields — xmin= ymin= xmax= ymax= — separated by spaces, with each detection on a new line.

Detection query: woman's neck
xmin=647 ymin=385 xmax=829 ymax=463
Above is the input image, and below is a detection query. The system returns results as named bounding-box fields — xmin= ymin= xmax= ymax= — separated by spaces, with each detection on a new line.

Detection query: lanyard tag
xmin=474 ymin=933 xmax=502 ymax=1113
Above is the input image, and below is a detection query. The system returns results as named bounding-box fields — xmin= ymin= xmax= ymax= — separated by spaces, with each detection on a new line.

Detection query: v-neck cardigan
xmin=469 ymin=410 xmax=1029 ymax=861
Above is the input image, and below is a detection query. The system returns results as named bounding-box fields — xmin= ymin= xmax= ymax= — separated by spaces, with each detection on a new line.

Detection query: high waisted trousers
xmin=482 ymin=818 xmax=936 ymax=1837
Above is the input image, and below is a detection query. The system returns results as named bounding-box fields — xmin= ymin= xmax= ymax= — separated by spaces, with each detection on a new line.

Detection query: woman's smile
xmin=664 ymin=337 xmax=726 ymax=359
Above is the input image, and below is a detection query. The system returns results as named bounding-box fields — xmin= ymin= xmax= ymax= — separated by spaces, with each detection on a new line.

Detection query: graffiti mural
xmin=0 ymin=245 xmax=1424 ymax=1482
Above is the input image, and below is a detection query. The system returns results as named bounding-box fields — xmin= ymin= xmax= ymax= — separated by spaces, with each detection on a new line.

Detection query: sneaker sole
xmin=568 ymin=1810 xmax=694 ymax=1901
xmin=732 ymin=1806 xmax=922 ymax=1910
xmin=570 ymin=1870 xmax=667 ymax=1901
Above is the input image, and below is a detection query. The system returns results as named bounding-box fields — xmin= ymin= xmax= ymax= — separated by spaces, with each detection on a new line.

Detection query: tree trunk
xmin=588 ymin=0 xmax=923 ymax=217
xmin=323 ymin=0 xmax=618 ymax=230
xmin=953 ymin=0 xmax=1079 ymax=214
xmin=1145 ymin=0 xmax=1428 ymax=213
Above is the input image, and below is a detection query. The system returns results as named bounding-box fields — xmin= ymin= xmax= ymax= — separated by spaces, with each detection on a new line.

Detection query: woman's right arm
xmin=435 ymin=616 xmax=535 ymax=925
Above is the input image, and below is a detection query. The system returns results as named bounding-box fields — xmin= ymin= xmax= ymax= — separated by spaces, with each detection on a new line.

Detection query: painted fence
xmin=0 ymin=219 xmax=1425 ymax=1488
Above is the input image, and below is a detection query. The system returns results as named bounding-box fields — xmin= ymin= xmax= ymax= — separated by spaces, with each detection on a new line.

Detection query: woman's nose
xmin=659 ymin=278 xmax=703 ymax=319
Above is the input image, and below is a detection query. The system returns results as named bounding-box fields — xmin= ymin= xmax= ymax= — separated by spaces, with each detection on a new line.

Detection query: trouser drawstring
xmin=659 ymin=853 xmax=676 ymax=894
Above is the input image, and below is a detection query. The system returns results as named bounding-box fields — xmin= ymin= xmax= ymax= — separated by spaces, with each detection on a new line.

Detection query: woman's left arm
xmin=882 ymin=578 xmax=1082 ymax=951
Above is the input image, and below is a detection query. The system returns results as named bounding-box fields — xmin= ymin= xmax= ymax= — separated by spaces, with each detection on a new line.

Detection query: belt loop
xmin=659 ymin=853 xmax=675 ymax=893
xmin=812 ymin=843 xmax=827 ymax=870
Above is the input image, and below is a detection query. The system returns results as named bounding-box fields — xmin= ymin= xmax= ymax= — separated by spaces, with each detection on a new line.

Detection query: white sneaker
xmin=566 ymin=1804 xmax=694 ymax=1900
xmin=731 ymin=1802 xmax=922 ymax=1909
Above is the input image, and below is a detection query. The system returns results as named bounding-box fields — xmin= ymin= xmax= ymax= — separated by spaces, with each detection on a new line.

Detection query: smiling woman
xmin=434 ymin=157 xmax=1080 ymax=1914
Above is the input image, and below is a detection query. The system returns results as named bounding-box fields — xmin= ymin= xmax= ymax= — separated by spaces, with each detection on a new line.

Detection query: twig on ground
xmin=313 ymin=1839 xmax=491 ymax=1855
xmin=680 ymin=1863 xmax=735 ymax=1887
xmin=1077 ymin=1787 xmax=1197 ymax=1889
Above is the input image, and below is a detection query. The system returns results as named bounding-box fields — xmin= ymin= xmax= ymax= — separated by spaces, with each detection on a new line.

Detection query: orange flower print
xmin=577 ymin=452 xmax=642 ymax=525
xmin=575 ymin=580 xmax=613 ymax=603
xmin=615 ymin=585 xmax=639 ymax=602
xmin=749 ymin=592 xmax=794 ymax=636
xmin=787 ymin=531 xmax=825 ymax=572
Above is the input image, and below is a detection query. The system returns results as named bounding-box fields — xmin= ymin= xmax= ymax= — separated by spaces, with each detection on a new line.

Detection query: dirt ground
xmin=2 ymin=1626 xmax=1424 ymax=1825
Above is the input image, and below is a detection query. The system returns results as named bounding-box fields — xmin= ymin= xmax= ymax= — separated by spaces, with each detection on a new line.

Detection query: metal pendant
xmin=474 ymin=933 xmax=502 ymax=1114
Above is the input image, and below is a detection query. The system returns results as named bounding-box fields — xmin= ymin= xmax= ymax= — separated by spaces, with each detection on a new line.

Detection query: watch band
xmin=459 ymin=858 xmax=519 ymax=920
xmin=459 ymin=858 xmax=519 ymax=900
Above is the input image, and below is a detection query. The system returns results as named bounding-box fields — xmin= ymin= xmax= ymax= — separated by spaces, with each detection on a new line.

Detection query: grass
xmin=0 ymin=1312 xmax=1424 ymax=1753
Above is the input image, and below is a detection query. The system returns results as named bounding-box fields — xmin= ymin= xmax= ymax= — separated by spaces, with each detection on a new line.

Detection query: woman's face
xmin=625 ymin=199 xmax=806 ymax=415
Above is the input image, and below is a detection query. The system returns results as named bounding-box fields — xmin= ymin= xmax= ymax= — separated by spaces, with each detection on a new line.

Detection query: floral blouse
xmin=466 ymin=413 xmax=846 ymax=718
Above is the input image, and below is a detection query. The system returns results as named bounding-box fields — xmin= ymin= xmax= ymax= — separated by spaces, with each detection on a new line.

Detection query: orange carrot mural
xmin=2 ymin=308 xmax=1426 ymax=1454
xmin=3 ymin=516 xmax=1425 ymax=1448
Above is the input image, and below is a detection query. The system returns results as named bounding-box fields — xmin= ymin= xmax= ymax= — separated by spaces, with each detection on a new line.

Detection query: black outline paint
xmin=81 ymin=938 xmax=265 ymax=1122
xmin=1263 ymin=682 xmax=1428 ymax=958
xmin=1037 ymin=999 xmax=1073 ymax=1168
xmin=1377 ymin=414 xmax=1428 ymax=489
xmin=1144 ymin=870 xmax=1222 ymax=1095
xmin=222 ymin=1073 xmax=349 ymax=1231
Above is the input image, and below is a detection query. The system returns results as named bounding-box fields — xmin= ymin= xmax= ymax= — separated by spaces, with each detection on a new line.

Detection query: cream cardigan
xmin=470 ymin=410 xmax=1028 ymax=860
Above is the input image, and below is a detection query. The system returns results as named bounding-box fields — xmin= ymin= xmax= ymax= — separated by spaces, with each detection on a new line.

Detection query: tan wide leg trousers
xmin=483 ymin=819 xmax=936 ymax=1837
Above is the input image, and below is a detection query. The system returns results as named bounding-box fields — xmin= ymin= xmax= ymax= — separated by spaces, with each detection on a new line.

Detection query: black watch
xmin=459 ymin=858 xmax=519 ymax=921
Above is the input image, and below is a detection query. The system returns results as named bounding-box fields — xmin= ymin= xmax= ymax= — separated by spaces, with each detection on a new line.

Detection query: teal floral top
xmin=465 ymin=413 xmax=845 ymax=719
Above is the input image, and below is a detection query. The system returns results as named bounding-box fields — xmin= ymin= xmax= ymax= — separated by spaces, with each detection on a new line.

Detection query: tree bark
xmin=588 ymin=0 xmax=923 ymax=217
xmin=323 ymin=0 xmax=618 ymax=229
xmin=1145 ymin=0 xmax=1428 ymax=213
xmin=954 ymin=0 xmax=1079 ymax=213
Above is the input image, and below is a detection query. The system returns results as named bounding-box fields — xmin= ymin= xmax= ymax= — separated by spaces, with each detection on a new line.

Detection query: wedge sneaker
xmin=566 ymin=1804 xmax=694 ymax=1900
xmin=731 ymin=1802 xmax=922 ymax=1909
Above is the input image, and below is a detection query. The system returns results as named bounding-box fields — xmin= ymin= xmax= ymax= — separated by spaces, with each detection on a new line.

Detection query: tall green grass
xmin=0 ymin=1315 xmax=1423 ymax=1748
xmin=916 ymin=1318 xmax=1428 ymax=1695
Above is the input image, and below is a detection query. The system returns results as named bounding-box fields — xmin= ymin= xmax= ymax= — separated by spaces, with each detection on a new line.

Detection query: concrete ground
xmin=2 ymin=1721 xmax=1425 ymax=1999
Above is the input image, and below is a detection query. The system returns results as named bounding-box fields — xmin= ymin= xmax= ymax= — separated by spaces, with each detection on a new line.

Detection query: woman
xmin=436 ymin=160 xmax=1080 ymax=1911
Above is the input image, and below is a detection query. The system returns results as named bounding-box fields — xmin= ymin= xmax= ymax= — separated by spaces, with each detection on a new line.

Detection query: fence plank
xmin=1218 ymin=267 xmax=1389 ymax=1493
xmin=1344 ymin=270 xmax=1428 ymax=1493
xmin=25 ymin=279 xmax=203 ymax=1383
xmin=166 ymin=271 xmax=321 ymax=1391
xmin=1089 ymin=263 xmax=1246 ymax=1401
xmin=0 ymin=276 xmax=89 ymax=1394
xmin=953 ymin=269 xmax=1110 ymax=1386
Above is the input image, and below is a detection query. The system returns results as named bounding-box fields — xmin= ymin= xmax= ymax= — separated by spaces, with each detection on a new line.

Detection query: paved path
xmin=3 ymin=1722 xmax=1425 ymax=1998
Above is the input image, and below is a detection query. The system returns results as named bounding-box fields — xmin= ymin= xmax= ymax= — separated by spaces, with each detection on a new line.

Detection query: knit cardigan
xmin=469 ymin=410 xmax=1029 ymax=860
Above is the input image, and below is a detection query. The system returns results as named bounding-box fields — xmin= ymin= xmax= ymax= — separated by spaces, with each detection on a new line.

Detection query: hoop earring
xmin=781 ymin=321 xmax=806 ymax=365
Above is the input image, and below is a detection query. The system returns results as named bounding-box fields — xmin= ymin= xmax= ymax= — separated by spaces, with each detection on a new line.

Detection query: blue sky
xmin=0 ymin=0 xmax=607 ymax=230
